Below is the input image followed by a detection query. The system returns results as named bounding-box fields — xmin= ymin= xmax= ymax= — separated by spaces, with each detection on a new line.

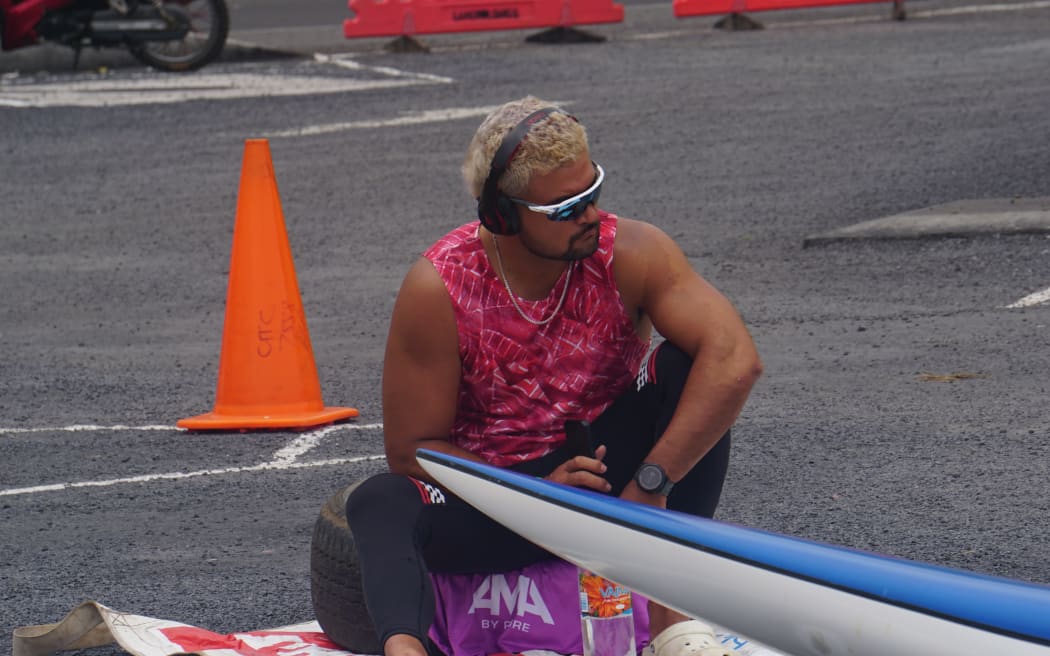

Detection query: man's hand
xmin=546 ymin=444 xmax=611 ymax=492
xmin=619 ymin=479 xmax=669 ymax=510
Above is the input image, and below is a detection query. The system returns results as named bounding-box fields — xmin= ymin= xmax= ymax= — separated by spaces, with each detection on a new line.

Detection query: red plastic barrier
xmin=344 ymin=0 xmax=624 ymax=38
xmin=674 ymin=0 xmax=886 ymax=18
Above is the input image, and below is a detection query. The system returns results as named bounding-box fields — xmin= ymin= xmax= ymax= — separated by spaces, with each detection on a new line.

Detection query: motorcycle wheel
xmin=128 ymin=0 xmax=229 ymax=72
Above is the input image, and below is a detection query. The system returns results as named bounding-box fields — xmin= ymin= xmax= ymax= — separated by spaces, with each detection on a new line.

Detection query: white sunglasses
xmin=509 ymin=163 xmax=605 ymax=222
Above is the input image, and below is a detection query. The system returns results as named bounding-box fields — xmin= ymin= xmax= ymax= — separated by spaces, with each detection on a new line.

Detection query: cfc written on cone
xmin=178 ymin=139 xmax=358 ymax=431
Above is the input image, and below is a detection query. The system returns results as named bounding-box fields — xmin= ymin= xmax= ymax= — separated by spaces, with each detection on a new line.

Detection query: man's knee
xmin=346 ymin=472 xmax=416 ymax=525
xmin=642 ymin=340 xmax=692 ymax=391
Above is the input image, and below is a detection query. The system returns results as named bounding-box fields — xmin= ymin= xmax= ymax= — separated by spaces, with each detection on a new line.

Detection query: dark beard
xmin=521 ymin=224 xmax=600 ymax=262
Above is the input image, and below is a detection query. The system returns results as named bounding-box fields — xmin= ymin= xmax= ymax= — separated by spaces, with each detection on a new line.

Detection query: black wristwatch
xmin=634 ymin=462 xmax=674 ymax=496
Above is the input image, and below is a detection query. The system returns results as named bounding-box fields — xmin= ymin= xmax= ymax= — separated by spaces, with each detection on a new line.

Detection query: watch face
xmin=637 ymin=464 xmax=664 ymax=491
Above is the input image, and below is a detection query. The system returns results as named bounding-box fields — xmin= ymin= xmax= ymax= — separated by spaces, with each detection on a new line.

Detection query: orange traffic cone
xmin=178 ymin=139 xmax=359 ymax=431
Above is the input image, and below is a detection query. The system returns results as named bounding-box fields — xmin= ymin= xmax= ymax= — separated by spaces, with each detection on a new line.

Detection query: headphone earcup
xmin=493 ymin=193 xmax=521 ymax=236
xmin=477 ymin=193 xmax=520 ymax=236
xmin=476 ymin=198 xmax=502 ymax=235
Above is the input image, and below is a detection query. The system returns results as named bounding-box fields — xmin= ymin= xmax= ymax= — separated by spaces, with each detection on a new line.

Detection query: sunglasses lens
xmin=552 ymin=186 xmax=601 ymax=222
xmin=569 ymin=199 xmax=591 ymax=219
xmin=553 ymin=202 xmax=582 ymax=221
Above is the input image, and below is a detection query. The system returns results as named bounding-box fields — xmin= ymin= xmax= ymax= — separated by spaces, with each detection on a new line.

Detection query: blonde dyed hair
xmin=462 ymin=96 xmax=589 ymax=200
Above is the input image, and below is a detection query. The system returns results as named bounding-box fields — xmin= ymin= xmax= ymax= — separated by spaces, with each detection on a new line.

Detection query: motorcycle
xmin=0 ymin=0 xmax=229 ymax=72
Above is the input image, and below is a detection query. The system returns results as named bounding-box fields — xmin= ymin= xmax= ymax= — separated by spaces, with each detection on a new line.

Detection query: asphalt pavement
xmin=2 ymin=1 xmax=1050 ymax=655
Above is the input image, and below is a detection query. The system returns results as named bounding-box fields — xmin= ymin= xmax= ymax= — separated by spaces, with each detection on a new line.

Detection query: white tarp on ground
xmin=13 ymin=602 xmax=356 ymax=656
xmin=12 ymin=601 xmax=785 ymax=656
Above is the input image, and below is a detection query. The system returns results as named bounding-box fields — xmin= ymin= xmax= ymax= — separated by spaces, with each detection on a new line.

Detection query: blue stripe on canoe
xmin=418 ymin=449 xmax=1050 ymax=645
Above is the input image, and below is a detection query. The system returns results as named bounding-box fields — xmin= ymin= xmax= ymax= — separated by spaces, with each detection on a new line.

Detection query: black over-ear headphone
xmin=476 ymin=107 xmax=572 ymax=236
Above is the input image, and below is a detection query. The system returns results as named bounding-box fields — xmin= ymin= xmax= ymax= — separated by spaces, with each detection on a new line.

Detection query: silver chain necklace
xmin=492 ymin=235 xmax=574 ymax=326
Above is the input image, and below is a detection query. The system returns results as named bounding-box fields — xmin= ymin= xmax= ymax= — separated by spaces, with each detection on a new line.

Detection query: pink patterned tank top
xmin=423 ymin=212 xmax=651 ymax=466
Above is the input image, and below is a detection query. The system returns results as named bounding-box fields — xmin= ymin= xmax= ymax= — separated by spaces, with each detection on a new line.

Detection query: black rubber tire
xmin=128 ymin=0 xmax=229 ymax=72
xmin=309 ymin=482 xmax=383 ymax=654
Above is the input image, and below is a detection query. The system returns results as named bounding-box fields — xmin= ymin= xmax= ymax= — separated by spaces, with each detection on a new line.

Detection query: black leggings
xmin=346 ymin=342 xmax=731 ymax=650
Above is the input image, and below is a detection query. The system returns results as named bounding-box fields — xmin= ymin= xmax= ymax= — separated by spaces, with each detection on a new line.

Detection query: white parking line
xmin=313 ymin=52 xmax=454 ymax=83
xmin=0 ymin=421 xmax=386 ymax=498
xmin=264 ymin=99 xmax=573 ymax=139
xmin=0 ymin=421 xmax=383 ymax=435
xmin=271 ymin=423 xmax=361 ymax=465
xmin=0 ymin=48 xmax=453 ymax=109
xmin=262 ymin=103 xmax=506 ymax=138
xmin=0 ymin=424 xmax=177 ymax=434
xmin=1006 ymin=286 xmax=1050 ymax=308
xmin=0 ymin=73 xmax=437 ymax=108
xmin=910 ymin=0 xmax=1050 ymax=18
xmin=0 ymin=454 xmax=387 ymax=498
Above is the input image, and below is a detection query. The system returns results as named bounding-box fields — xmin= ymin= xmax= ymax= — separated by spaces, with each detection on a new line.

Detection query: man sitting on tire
xmin=346 ymin=96 xmax=763 ymax=656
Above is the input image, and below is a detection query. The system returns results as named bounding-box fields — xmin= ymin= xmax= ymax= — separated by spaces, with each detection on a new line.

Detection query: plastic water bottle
xmin=579 ymin=569 xmax=636 ymax=656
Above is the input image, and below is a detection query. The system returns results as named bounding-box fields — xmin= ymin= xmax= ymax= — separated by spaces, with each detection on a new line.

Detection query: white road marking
xmin=262 ymin=103 xmax=505 ymax=138
xmin=0 ymin=454 xmax=387 ymax=497
xmin=270 ymin=423 xmax=358 ymax=465
xmin=627 ymin=30 xmax=692 ymax=41
xmin=909 ymin=0 xmax=1050 ymax=18
xmin=313 ymin=52 xmax=454 ymax=83
xmin=0 ymin=72 xmax=436 ymax=108
xmin=0 ymin=421 xmax=383 ymax=435
xmin=0 ymin=421 xmax=386 ymax=497
xmin=266 ymin=99 xmax=573 ymax=139
xmin=0 ymin=424 xmax=176 ymax=433
xmin=1006 ymin=286 xmax=1050 ymax=308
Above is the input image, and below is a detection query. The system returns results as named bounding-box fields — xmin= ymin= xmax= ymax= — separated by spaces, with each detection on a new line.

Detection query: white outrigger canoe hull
xmin=418 ymin=450 xmax=1050 ymax=656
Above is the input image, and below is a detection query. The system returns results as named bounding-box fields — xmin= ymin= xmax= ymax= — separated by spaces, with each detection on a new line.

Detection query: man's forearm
xmin=386 ymin=437 xmax=486 ymax=484
xmin=645 ymin=348 xmax=761 ymax=482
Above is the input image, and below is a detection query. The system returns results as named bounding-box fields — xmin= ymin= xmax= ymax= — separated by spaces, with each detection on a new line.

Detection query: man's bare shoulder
xmin=392 ymin=257 xmax=454 ymax=325
xmin=611 ymin=217 xmax=678 ymax=313
xmin=402 ymin=256 xmax=445 ymax=291
xmin=613 ymin=216 xmax=679 ymax=266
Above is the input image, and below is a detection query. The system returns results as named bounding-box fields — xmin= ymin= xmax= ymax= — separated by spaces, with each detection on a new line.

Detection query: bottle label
xmin=579 ymin=571 xmax=633 ymax=618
